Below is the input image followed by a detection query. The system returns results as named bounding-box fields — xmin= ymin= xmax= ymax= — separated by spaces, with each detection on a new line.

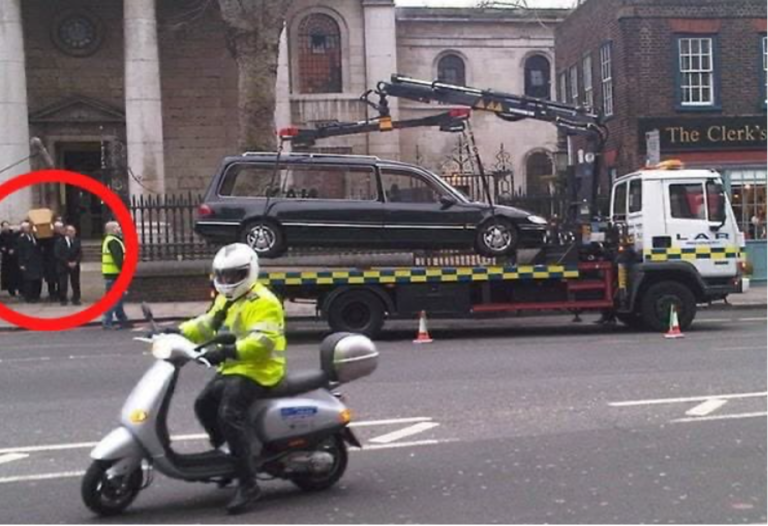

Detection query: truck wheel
xmin=242 ymin=220 xmax=286 ymax=258
xmin=640 ymin=281 xmax=696 ymax=333
xmin=326 ymin=290 xmax=385 ymax=338
xmin=476 ymin=218 xmax=519 ymax=257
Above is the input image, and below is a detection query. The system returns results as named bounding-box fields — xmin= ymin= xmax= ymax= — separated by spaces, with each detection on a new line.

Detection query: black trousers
xmin=58 ymin=266 xmax=81 ymax=303
xmin=24 ymin=279 xmax=41 ymax=301
xmin=45 ymin=276 xmax=58 ymax=299
xmin=194 ymin=374 xmax=269 ymax=482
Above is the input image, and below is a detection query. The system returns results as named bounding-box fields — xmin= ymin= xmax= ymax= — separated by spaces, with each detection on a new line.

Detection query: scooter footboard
xmin=91 ymin=427 xmax=143 ymax=462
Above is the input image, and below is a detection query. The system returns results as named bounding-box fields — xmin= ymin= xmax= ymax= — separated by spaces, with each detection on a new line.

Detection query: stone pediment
xmin=29 ymin=97 xmax=125 ymax=124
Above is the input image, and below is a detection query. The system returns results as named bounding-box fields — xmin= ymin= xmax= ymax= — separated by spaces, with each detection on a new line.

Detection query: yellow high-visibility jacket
xmin=180 ymin=282 xmax=286 ymax=387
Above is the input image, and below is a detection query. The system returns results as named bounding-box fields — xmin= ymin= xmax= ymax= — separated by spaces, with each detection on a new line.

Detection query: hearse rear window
xmin=218 ymin=163 xmax=378 ymax=201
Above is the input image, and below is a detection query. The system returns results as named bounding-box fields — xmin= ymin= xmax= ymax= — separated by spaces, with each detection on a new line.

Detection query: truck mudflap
xmin=739 ymin=277 xmax=751 ymax=293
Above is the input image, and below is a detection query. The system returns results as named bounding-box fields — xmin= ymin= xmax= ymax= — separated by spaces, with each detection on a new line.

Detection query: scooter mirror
xmin=141 ymin=302 xmax=155 ymax=322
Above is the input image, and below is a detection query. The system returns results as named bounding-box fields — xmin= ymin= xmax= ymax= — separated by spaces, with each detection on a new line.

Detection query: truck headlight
xmin=527 ymin=215 xmax=548 ymax=225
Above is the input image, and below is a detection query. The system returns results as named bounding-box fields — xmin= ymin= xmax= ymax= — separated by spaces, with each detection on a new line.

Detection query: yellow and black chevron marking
xmin=644 ymin=245 xmax=742 ymax=262
xmin=258 ymin=265 xmax=580 ymax=287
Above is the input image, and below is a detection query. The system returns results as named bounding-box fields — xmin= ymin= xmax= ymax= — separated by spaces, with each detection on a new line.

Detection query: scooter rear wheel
xmin=290 ymin=435 xmax=348 ymax=492
xmin=82 ymin=460 xmax=143 ymax=516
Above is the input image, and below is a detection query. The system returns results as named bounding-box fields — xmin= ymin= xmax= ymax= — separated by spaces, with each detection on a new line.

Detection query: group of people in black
xmin=0 ymin=220 xmax=82 ymax=305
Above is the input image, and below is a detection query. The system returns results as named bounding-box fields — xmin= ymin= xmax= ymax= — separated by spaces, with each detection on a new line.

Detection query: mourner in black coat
xmin=41 ymin=222 xmax=64 ymax=301
xmin=55 ymin=225 xmax=82 ymax=305
xmin=0 ymin=221 xmax=21 ymax=297
xmin=17 ymin=222 xmax=44 ymax=302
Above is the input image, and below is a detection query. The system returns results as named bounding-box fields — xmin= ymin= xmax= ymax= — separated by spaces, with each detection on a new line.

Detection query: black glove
xmin=161 ymin=327 xmax=181 ymax=335
xmin=202 ymin=344 xmax=237 ymax=366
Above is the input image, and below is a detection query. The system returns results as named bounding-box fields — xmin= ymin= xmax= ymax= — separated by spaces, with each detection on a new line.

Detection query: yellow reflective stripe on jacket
xmin=180 ymin=295 xmax=228 ymax=343
xmin=180 ymin=283 xmax=286 ymax=387
xmin=101 ymin=235 xmax=125 ymax=275
xmin=226 ymin=284 xmax=286 ymax=386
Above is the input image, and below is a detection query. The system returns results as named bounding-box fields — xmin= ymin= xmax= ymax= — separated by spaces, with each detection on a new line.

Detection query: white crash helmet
xmin=212 ymin=243 xmax=260 ymax=300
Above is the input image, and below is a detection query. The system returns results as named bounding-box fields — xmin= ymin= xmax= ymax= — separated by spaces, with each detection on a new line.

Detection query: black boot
xmin=226 ymin=480 xmax=261 ymax=515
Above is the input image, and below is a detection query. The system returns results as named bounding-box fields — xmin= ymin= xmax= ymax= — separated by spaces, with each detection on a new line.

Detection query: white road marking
xmin=0 ymin=453 xmax=28 ymax=465
xmin=0 ymin=417 xmax=439 ymax=455
xmin=369 ymin=422 xmax=440 ymax=444
xmin=0 ymin=471 xmax=84 ymax=485
xmin=362 ymin=438 xmax=457 ymax=451
xmin=671 ymin=411 xmax=768 ymax=424
xmin=740 ymin=317 xmax=767 ymax=322
xmin=350 ymin=417 xmax=433 ymax=427
xmin=609 ymin=391 xmax=767 ymax=407
xmin=0 ymin=438 xmax=458 ymax=485
xmin=718 ymin=346 xmax=766 ymax=352
xmin=684 ymin=398 xmax=728 ymax=417
xmin=0 ymin=356 xmax=51 ymax=364
xmin=0 ymin=441 xmax=97 ymax=456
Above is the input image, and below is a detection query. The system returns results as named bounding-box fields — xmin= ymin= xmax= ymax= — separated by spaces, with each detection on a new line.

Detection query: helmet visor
xmin=214 ymin=266 xmax=250 ymax=285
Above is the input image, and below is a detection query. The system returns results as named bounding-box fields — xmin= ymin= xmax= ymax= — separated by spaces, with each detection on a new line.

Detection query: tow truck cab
xmin=610 ymin=162 xmax=749 ymax=323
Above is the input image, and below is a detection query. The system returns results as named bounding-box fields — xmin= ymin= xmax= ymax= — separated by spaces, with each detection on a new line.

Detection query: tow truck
xmin=221 ymin=75 xmax=749 ymax=337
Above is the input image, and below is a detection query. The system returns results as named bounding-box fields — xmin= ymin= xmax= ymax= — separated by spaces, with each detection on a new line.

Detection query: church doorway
xmin=58 ymin=142 xmax=105 ymax=240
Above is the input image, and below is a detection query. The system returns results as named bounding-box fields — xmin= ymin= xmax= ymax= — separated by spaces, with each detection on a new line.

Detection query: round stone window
xmin=52 ymin=10 xmax=104 ymax=57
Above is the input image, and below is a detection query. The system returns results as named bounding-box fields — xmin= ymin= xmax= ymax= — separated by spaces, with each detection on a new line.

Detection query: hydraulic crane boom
xmin=281 ymin=74 xmax=609 ymax=222
xmin=372 ymin=75 xmax=607 ymax=142
xmin=280 ymin=109 xmax=471 ymax=148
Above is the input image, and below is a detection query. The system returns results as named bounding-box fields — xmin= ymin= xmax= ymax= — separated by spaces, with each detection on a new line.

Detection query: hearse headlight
xmin=527 ymin=215 xmax=548 ymax=225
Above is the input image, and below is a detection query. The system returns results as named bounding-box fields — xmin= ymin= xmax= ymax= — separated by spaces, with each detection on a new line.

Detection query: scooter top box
xmin=320 ymin=333 xmax=378 ymax=384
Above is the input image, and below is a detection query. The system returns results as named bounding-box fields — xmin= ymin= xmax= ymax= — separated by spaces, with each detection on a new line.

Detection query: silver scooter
xmin=82 ymin=305 xmax=378 ymax=516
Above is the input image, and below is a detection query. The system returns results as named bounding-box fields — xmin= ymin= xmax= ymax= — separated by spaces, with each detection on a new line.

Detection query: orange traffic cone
xmin=664 ymin=305 xmax=685 ymax=339
xmin=413 ymin=311 xmax=433 ymax=344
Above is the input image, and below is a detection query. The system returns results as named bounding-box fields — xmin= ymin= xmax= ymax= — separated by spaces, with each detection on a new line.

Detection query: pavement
xmin=0 ymin=297 xmax=318 ymax=326
xmin=0 ymin=308 xmax=764 ymax=523
xmin=0 ymin=281 xmax=763 ymax=331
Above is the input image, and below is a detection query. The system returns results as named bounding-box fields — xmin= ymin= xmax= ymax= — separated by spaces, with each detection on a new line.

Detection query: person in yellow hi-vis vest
xmin=179 ymin=243 xmax=286 ymax=515
xmin=102 ymin=221 xmax=128 ymax=330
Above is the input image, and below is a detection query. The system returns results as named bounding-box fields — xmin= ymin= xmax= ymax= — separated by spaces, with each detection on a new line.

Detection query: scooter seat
xmin=267 ymin=370 xmax=329 ymax=397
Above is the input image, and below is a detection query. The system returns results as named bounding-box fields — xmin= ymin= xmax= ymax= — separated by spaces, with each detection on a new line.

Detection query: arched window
xmin=526 ymin=151 xmax=554 ymax=196
xmin=298 ymin=13 xmax=342 ymax=94
xmin=437 ymin=54 xmax=466 ymax=86
xmin=524 ymin=55 xmax=551 ymax=99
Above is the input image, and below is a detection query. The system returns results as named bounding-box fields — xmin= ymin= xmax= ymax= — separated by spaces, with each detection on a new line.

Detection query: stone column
xmin=124 ymin=0 xmax=166 ymax=197
xmin=275 ymin=26 xmax=292 ymax=153
xmin=363 ymin=0 xmax=400 ymax=160
xmin=0 ymin=0 xmax=32 ymax=221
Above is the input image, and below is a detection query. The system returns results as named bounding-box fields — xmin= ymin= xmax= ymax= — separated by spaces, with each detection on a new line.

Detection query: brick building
xmin=0 ymin=0 xmax=567 ymax=239
xmin=555 ymin=0 xmax=767 ymax=280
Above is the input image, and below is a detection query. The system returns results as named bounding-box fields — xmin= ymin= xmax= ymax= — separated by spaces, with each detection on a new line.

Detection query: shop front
xmin=639 ymin=116 xmax=767 ymax=281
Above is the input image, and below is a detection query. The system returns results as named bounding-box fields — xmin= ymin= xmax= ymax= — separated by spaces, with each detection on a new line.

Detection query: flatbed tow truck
xmin=228 ymin=75 xmax=749 ymax=337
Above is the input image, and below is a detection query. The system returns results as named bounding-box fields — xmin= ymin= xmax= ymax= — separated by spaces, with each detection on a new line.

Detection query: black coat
xmin=54 ymin=236 xmax=82 ymax=275
xmin=17 ymin=234 xmax=44 ymax=281
xmin=0 ymin=231 xmax=21 ymax=291
xmin=40 ymin=235 xmax=60 ymax=282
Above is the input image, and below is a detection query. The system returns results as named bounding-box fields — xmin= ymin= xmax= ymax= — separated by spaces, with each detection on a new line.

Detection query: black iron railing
xmin=130 ymin=193 xmax=215 ymax=262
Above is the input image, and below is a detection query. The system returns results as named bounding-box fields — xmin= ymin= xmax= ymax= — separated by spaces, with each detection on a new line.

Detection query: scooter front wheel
xmin=290 ymin=435 xmax=348 ymax=492
xmin=82 ymin=460 xmax=143 ymax=516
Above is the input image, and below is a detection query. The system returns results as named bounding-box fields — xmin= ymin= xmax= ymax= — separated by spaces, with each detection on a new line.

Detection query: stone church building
xmin=0 ymin=0 xmax=565 ymax=237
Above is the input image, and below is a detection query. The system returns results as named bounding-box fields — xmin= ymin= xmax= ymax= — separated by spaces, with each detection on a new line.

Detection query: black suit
xmin=41 ymin=235 xmax=61 ymax=300
xmin=54 ymin=236 xmax=82 ymax=304
xmin=17 ymin=234 xmax=43 ymax=301
xmin=0 ymin=231 xmax=21 ymax=296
